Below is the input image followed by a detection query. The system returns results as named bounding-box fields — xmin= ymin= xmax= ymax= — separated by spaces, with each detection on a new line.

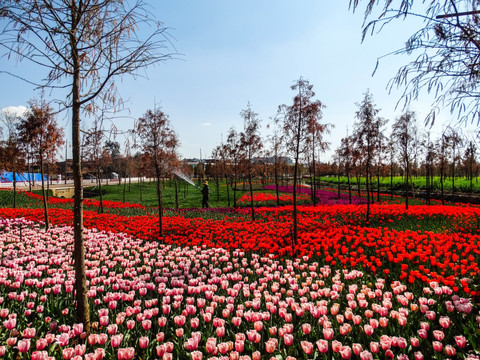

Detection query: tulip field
xmin=0 ymin=187 xmax=479 ymax=360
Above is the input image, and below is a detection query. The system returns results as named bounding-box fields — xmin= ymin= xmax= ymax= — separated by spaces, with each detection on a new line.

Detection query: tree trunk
xmin=13 ymin=167 xmax=17 ymax=209
xmin=248 ymin=169 xmax=255 ymax=221
xmin=71 ymin=25 xmax=90 ymax=332
xmin=274 ymin=160 xmax=280 ymax=206
xmin=96 ymin=166 xmax=103 ymax=214
xmin=346 ymin=165 xmax=352 ymax=204
xmin=175 ymin=179 xmax=179 ymax=210
xmin=225 ymin=175 xmax=230 ymax=207
xmin=376 ymin=164 xmax=380 ymax=202
xmin=366 ymin=156 xmax=371 ymax=223
xmin=40 ymin=152 xmax=49 ymax=230
xmin=405 ymin=159 xmax=409 ymax=209
xmin=312 ymin=139 xmax=317 ymax=205
xmin=233 ymin=161 xmax=238 ymax=208
xmin=123 ymin=176 xmax=127 ymax=202
xmin=390 ymin=161 xmax=394 ymax=198
xmin=46 ymin=162 xmax=50 ymax=201
xmin=155 ymin=172 xmax=163 ymax=237
xmin=440 ymin=160 xmax=445 ymax=205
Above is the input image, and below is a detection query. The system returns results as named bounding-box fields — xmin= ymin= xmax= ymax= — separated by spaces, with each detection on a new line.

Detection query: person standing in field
xmin=201 ymin=181 xmax=210 ymax=208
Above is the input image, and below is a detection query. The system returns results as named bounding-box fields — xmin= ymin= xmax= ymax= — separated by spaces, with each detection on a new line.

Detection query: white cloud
xmin=0 ymin=105 xmax=28 ymax=117
xmin=201 ymin=122 xmax=213 ymax=127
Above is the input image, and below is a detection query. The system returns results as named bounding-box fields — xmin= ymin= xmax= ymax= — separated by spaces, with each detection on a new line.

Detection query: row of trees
xmin=0 ymin=100 xmax=64 ymax=224
xmin=336 ymin=90 xmax=479 ymax=220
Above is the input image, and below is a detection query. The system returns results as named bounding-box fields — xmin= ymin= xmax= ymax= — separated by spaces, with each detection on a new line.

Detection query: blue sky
xmin=0 ymin=1 xmax=472 ymax=161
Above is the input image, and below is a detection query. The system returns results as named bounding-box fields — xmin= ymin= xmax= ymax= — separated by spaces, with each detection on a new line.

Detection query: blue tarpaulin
xmin=0 ymin=171 xmax=45 ymax=183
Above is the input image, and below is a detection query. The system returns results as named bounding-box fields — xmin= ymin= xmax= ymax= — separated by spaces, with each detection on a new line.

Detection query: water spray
xmin=173 ymin=170 xmax=201 ymax=190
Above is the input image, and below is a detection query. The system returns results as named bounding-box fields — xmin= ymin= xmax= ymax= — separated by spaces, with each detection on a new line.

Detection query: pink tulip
xmin=139 ymin=337 xmax=149 ymax=349
xmin=414 ymin=351 xmax=424 ymax=360
xmin=75 ymin=344 xmax=86 ymax=356
xmin=206 ymin=338 xmax=217 ymax=355
xmin=433 ymin=330 xmax=444 ymax=341
xmin=323 ymin=327 xmax=334 ymax=340
xmin=73 ymin=323 xmax=83 ymax=336
xmin=22 ymin=327 xmax=36 ymax=338
xmin=158 ymin=317 xmax=167 ymax=327
xmin=111 ymin=334 xmax=123 ymax=348
xmin=174 ymin=315 xmax=186 ymax=327
xmin=95 ymin=348 xmax=105 ymax=360
xmin=191 ymin=350 xmax=202 ymax=360
xmin=418 ymin=329 xmax=428 ymax=340
xmin=316 ymin=339 xmax=328 ymax=353
xmin=63 ymin=348 xmax=74 ymax=360
xmin=445 ymin=344 xmax=456 ymax=356
xmin=156 ymin=332 xmax=165 ymax=343
xmin=439 ymin=316 xmax=450 ymax=329
xmin=156 ymin=345 xmax=165 ymax=357
xmin=99 ymin=316 xmax=109 ymax=326
xmin=340 ymin=346 xmax=352 ymax=360
xmin=3 ymin=318 xmax=16 ymax=330
xmin=6 ymin=337 xmax=17 ymax=346
xmin=369 ymin=342 xmax=379 ymax=354
xmin=385 ymin=349 xmax=394 ymax=359
xmin=363 ymin=324 xmax=374 ymax=336
xmin=176 ymin=328 xmax=184 ymax=337
xmin=360 ymin=350 xmax=373 ymax=360
xmin=455 ymin=335 xmax=467 ymax=348
xmin=301 ymin=341 xmax=314 ymax=355
xmin=432 ymin=341 xmax=443 ymax=352
xmin=191 ymin=317 xmax=200 ymax=328
xmin=397 ymin=337 xmax=407 ymax=349
xmin=216 ymin=326 xmax=225 ymax=337
xmin=117 ymin=347 xmax=134 ymax=360
xmin=107 ymin=324 xmax=118 ymax=335
xmin=235 ymin=339 xmax=244 ymax=352
xmin=332 ymin=340 xmax=342 ymax=353
xmin=301 ymin=323 xmax=311 ymax=335
xmin=410 ymin=337 xmax=420 ymax=347
xmin=36 ymin=338 xmax=48 ymax=350
xmin=283 ymin=333 xmax=293 ymax=346
xmin=98 ymin=333 xmax=108 ymax=346
xmin=17 ymin=339 xmax=30 ymax=353
xmin=56 ymin=333 xmax=70 ymax=347
xmin=352 ymin=343 xmax=362 ymax=356
xmin=252 ymin=351 xmax=261 ymax=360
xmin=142 ymin=319 xmax=151 ymax=330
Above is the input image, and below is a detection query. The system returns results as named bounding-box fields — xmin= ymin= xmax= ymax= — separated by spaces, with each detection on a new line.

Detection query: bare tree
xmin=353 ymin=90 xmax=385 ymax=222
xmin=464 ymin=139 xmax=477 ymax=193
xmin=267 ymin=115 xmax=286 ymax=206
xmin=18 ymin=99 xmax=64 ymax=229
xmin=282 ymin=78 xmax=325 ymax=252
xmin=239 ymin=103 xmax=263 ymax=221
xmin=392 ymin=110 xmax=418 ymax=209
xmin=445 ymin=127 xmax=464 ymax=198
xmin=137 ymin=108 xmax=179 ymax=237
xmin=225 ymin=128 xmax=241 ymax=208
xmin=350 ymin=0 xmax=480 ymax=127
xmin=0 ymin=109 xmax=24 ymax=208
xmin=337 ymin=132 xmax=354 ymax=204
xmin=0 ymin=0 xmax=175 ymax=331
xmin=306 ymin=105 xmax=331 ymax=205
xmin=82 ymin=118 xmax=106 ymax=213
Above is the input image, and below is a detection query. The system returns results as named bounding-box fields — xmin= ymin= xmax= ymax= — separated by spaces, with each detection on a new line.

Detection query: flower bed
xmin=237 ymin=192 xmax=311 ymax=207
xmin=0 ymin=217 xmax=478 ymax=359
xmin=264 ymin=185 xmax=368 ymax=205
